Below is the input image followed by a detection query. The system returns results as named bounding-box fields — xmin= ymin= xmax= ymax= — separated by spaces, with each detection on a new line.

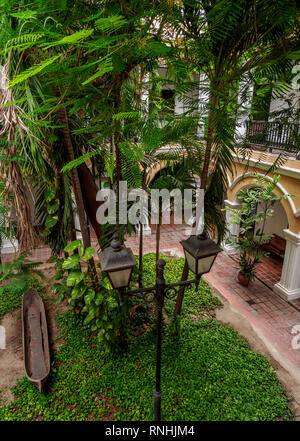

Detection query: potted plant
xmin=224 ymin=174 xmax=292 ymax=286
xmin=237 ymin=245 xmax=262 ymax=286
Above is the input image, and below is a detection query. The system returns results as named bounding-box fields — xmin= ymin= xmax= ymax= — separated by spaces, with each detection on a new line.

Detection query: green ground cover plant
xmin=0 ymin=254 xmax=291 ymax=421
xmin=0 ymin=251 xmax=44 ymax=319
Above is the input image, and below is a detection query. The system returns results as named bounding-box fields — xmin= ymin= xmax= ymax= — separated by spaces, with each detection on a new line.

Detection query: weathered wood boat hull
xmin=22 ymin=289 xmax=50 ymax=392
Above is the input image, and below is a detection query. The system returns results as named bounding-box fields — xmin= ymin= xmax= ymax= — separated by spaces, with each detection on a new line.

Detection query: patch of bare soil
xmin=0 ymin=267 xmax=67 ymax=405
xmin=0 ymin=309 xmax=24 ymax=405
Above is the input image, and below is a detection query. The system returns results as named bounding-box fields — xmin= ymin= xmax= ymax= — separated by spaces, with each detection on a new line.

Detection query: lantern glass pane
xmin=185 ymin=250 xmax=196 ymax=274
xmin=109 ymin=268 xmax=131 ymax=289
xmin=197 ymin=255 xmax=215 ymax=275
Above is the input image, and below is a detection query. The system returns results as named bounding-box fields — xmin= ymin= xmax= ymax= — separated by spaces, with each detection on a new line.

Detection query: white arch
xmin=229 ymin=172 xmax=300 ymax=218
xmin=226 ymin=171 xmax=232 ymax=187
xmin=145 ymin=162 xmax=167 ymax=185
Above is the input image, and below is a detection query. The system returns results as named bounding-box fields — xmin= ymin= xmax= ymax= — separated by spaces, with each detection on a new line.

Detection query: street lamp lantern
xmin=180 ymin=232 xmax=222 ymax=281
xmin=98 ymin=237 xmax=137 ymax=290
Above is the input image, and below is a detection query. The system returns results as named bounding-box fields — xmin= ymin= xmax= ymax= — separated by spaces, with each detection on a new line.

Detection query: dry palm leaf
xmin=0 ymin=52 xmax=40 ymax=250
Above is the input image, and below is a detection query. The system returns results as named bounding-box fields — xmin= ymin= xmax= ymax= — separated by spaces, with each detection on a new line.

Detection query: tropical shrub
xmin=0 ymin=251 xmax=44 ymax=318
xmin=51 ymin=240 xmax=128 ymax=351
xmin=224 ymin=175 xmax=293 ymax=280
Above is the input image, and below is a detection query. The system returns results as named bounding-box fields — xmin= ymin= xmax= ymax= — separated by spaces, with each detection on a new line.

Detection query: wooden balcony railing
xmin=245 ymin=120 xmax=299 ymax=154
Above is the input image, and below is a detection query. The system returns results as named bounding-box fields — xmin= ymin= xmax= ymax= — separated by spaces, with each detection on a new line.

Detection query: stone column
xmin=197 ymin=74 xmax=209 ymax=138
xmin=274 ymin=229 xmax=300 ymax=301
xmin=74 ymin=211 xmax=82 ymax=240
xmin=222 ymin=199 xmax=242 ymax=253
xmin=0 ymin=211 xmax=18 ymax=254
xmin=0 ymin=237 xmax=18 ymax=255
xmin=141 ymin=72 xmax=149 ymax=114
xmin=137 ymin=218 xmax=152 ymax=236
xmin=235 ymin=76 xmax=254 ymax=142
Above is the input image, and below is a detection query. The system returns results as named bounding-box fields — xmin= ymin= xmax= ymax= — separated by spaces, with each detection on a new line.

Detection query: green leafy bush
xmin=51 ymin=240 xmax=128 ymax=351
xmin=0 ymin=251 xmax=44 ymax=319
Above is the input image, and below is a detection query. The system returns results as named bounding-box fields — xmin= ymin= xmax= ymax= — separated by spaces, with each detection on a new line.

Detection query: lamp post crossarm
xmin=164 ymin=278 xmax=197 ymax=300
xmin=124 ymin=277 xmax=198 ymax=303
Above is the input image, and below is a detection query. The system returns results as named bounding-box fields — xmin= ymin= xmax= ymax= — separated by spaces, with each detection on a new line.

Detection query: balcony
xmin=245 ymin=120 xmax=300 ymax=158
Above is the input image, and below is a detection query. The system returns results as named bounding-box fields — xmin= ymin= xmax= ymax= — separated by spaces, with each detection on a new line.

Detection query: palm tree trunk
xmin=1 ymin=53 xmax=39 ymax=251
xmin=175 ymin=89 xmax=219 ymax=315
xmin=174 ymin=260 xmax=189 ymax=316
xmin=200 ymin=90 xmax=219 ymax=190
xmin=112 ymin=85 xmax=123 ymax=202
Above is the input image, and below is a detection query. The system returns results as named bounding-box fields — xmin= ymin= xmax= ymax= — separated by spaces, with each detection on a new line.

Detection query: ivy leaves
xmin=62 ymin=241 xmax=95 ymax=270
xmin=64 ymin=240 xmax=82 ymax=253
xmin=60 ymin=241 xmax=95 ymax=288
xmin=63 ymin=255 xmax=81 ymax=270
xmin=45 ymin=215 xmax=59 ymax=229
xmin=51 ymin=238 xmax=125 ymax=351
xmin=41 ymin=184 xmax=60 ymax=236
xmin=51 ymin=240 xmax=96 ymax=302
xmin=47 ymin=200 xmax=60 ymax=214
xmin=82 ymin=247 xmax=95 ymax=260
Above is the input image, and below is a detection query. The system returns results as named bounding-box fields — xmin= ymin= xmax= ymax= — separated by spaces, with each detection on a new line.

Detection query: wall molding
xmin=232 ymin=153 xmax=300 ymax=180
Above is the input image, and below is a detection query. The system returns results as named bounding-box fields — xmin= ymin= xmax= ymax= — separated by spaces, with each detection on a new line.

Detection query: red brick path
xmin=205 ymin=252 xmax=300 ymax=370
xmin=124 ymin=223 xmax=188 ymax=255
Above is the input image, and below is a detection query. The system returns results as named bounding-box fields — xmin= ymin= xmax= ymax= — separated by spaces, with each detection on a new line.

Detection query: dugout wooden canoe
xmin=22 ymin=289 xmax=50 ymax=392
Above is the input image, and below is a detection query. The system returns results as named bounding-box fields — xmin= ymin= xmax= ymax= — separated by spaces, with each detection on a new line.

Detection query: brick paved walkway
xmin=204 ymin=252 xmax=300 ymax=373
xmin=3 ymin=224 xmax=300 ymax=376
xmin=124 ymin=223 xmax=189 ymax=255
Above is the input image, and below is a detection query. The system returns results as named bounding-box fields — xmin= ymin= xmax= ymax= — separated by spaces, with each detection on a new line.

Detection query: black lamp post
xmin=98 ymin=232 xmax=221 ymax=421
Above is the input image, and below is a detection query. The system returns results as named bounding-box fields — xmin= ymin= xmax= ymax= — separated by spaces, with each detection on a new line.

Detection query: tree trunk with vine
xmin=57 ymin=100 xmax=98 ymax=287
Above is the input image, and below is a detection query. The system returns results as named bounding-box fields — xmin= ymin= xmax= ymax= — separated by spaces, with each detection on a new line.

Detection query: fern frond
xmin=104 ymin=153 xmax=115 ymax=183
xmin=95 ymin=15 xmax=128 ymax=34
xmin=61 ymin=149 xmax=101 ymax=173
xmin=10 ymin=10 xmax=37 ymax=20
xmin=9 ymin=54 xmax=62 ymax=87
xmin=42 ymin=29 xmax=94 ymax=50
xmin=6 ymin=33 xmax=45 ymax=51
xmin=81 ymin=57 xmax=114 ymax=85
xmin=113 ymin=111 xmax=140 ymax=121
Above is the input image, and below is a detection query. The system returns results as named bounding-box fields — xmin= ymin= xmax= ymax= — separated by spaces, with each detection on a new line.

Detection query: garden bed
xmin=0 ymin=254 xmax=291 ymax=421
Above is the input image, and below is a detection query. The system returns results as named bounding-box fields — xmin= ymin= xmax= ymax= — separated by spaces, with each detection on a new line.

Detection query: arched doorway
xmin=224 ymin=173 xmax=300 ymax=299
xmin=254 ymin=196 xmax=288 ymax=288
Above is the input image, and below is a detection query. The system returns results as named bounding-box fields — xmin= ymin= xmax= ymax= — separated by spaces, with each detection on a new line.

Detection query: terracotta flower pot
xmin=238 ymin=271 xmax=250 ymax=286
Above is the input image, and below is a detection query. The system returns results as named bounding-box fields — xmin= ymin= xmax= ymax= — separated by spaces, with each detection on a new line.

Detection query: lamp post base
xmin=153 ymin=390 xmax=162 ymax=421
